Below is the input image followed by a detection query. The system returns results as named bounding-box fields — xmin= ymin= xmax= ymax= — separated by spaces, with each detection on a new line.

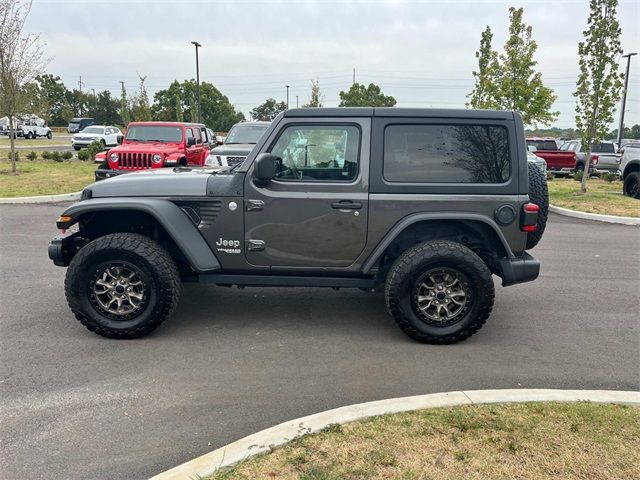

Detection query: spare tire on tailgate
xmin=526 ymin=161 xmax=549 ymax=250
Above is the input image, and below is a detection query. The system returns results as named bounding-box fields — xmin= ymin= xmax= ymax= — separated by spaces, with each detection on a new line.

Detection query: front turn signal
xmin=58 ymin=215 xmax=72 ymax=223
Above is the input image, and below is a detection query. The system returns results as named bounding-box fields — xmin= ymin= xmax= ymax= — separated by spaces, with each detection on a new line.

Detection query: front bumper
xmin=48 ymin=231 xmax=82 ymax=267
xmin=95 ymin=167 xmax=124 ymax=181
xmin=497 ymin=252 xmax=540 ymax=287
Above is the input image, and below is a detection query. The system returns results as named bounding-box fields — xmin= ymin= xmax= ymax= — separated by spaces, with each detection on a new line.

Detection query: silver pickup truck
xmin=559 ymin=140 xmax=621 ymax=175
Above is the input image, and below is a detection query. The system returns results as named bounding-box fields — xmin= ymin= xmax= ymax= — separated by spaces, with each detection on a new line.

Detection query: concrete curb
xmin=149 ymin=388 xmax=640 ymax=480
xmin=0 ymin=191 xmax=81 ymax=204
xmin=550 ymin=204 xmax=640 ymax=225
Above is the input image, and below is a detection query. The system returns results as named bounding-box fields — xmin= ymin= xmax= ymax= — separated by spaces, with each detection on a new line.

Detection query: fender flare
xmin=361 ymin=212 xmax=515 ymax=274
xmin=59 ymin=198 xmax=220 ymax=272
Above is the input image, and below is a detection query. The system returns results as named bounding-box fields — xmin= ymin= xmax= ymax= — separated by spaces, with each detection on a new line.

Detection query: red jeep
xmin=94 ymin=122 xmax=211 ymax=181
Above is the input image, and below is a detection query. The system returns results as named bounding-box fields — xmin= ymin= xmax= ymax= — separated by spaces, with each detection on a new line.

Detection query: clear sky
xmin=28 ymin=0 xmax=640 ymax=128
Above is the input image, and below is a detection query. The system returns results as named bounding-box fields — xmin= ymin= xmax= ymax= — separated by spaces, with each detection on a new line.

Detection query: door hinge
xmin=246 ymin=199 xmax=265 ymax=211
xmin=246 ymin=239 xmax=265 ymax=251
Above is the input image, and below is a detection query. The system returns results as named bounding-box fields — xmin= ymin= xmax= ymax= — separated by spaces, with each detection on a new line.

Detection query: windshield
xmin=69 ymin=123 xmax=79 ymax=128
xmin=225 ymin=124 xmax=268 ymax=144
xmin=125 ymin=125 xmax=183 ymax=142
xmin=81 ymin=127 xmax=104 ymax=134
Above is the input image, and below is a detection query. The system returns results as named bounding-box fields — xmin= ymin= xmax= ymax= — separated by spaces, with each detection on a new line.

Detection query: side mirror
xmin=187 ymin=137 xmax=196 ymax=147
xmin=116 ymin=135 xmax=123 ymax=145
xmin=253 ymin=153 xmax=280 ymax=184
xmin=527 ymin=145 xmax=537 ymax=152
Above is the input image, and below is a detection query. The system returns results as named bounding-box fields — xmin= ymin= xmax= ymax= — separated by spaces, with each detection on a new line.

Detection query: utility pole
xmin=353 ymin=67 xmax=355 ymax=85
xmin=617 ymin=52 xmax=637 ymax=147
xmin=286 ymin=85 xmax=290 ymax=109
xmin=296 ymin=95 xmax=299 ymax=108
xmin=191 ymin=41 xmax=202 ymax=123
xmin=78 ymin=75 xmax=84 ymax=93
xmin=77 ymin=76 xmax=84 ymax=115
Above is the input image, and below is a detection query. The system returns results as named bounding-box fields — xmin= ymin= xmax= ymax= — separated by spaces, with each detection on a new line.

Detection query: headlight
xmin=152 ymin=154 xmax=162 ymax=164
xmin=110 ymin=153 xmax=119 ymax=162
xmin=204 ymin=154 xmax=217 ymax=166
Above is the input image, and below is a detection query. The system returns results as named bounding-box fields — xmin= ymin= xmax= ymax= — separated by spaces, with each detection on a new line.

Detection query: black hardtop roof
xmin=283 ymin=107 xmax=515 ymax=120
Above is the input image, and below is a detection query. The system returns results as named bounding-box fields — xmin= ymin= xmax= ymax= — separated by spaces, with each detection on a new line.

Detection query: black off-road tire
xmin=623 ymin=172 xmax=640 ymax=199
xmin=385 ymin=240 xmax=494 ymax=344
xmin=65 ymin=233 xmax=181 ymax=339
xmin=526 ymin=161 xmax=549 ymax=250
xmin=47 ymin=131 xmax=52 ymax=139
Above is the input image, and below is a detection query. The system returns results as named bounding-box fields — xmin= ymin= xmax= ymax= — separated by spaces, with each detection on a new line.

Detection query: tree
xmin=467 ymin=8 xmax=557 ymax=127
xmin=251 ymin=98 xmax=287 ymax=121
xmin=467 ymin=26 xmax=500 ymax=109
xmin=119 ymin=81 xmax=130 ymax=126
xmin=93 ymin=90 xmax=121 ymax=126
xmin=131 ymin=74 xmax=151 ymax=121
xmin=302 ymin=78 xmax=324 ymax=108
xmin=34 ymin=74 xmax=68 ymax=125
xmin=574 ymin=0 xmax=623 ymax=193
xmin=338 ymin=82 xmax=396 ymax=107
xmin=151 ymin=80 xmax=243 ymax=130
xmin=0 ymin=0 xmax=48 ymax=173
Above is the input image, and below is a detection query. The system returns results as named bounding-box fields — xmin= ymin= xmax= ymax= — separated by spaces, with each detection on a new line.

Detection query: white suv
xmin=72 ymin=125 xmax=122 ymax=151
xmin=620 ymin=143 xmax=640 ymax=199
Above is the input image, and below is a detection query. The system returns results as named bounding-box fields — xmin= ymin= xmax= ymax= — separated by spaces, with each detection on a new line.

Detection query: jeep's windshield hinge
xmin=246 ymin=199 xmax=265 ymax=212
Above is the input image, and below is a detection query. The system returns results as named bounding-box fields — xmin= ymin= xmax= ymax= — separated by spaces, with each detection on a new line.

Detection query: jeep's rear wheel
xmin=65 ymin=233 xmax=181 ymax=339
xmin=526 ymin=161 xmax=549 ymax=249
xmin=385 ymin=240 xmax=494 ymax=344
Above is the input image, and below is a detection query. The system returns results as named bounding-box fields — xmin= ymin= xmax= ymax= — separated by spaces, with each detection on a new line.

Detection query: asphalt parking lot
xmin=1 ymin=203 xmax=639 ymax=480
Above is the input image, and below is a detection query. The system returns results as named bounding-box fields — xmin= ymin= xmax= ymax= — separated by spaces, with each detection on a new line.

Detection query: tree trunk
xmin=9 ymin=116 xmax=16 ymax=174
xmin=580 ymin=145 xmax=591 ymax=193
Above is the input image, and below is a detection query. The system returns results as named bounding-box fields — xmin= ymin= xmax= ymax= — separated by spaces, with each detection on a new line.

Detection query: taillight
xmin=590 ymin=154 xmax=599 ymax=165
xmin=521 ymin=203 xmax=539 ymax=232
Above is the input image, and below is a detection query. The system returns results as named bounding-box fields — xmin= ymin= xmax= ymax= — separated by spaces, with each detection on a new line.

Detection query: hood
xmin=73 ymin=132 xmax=101 ymax=139
xmin=110 ymin=142 xmax=183 ymax=154
xmin=87 ymin=168 xmax=211 ymax=198
xmin=210 ymin=143 xmax=255 ymax=156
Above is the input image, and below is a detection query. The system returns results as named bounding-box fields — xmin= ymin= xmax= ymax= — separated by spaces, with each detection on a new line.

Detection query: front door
xmin=244 ymin=120 xmax=370 ymax=269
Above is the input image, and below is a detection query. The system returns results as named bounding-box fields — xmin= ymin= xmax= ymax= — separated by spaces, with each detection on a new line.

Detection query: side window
xmin=560 ymin=142 xmax=569 ymax=151
xmin=186 ymin=128 xmax=194 ymax=144
xmin=383 ymin=124 xmax=510 ymax=183
xmin=269 ymin=125 xmax=360 ymax=182
xmin=200 ymin=127 xmax=208 ymax=144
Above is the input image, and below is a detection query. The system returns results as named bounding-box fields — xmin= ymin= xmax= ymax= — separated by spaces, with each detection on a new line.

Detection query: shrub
xmin=50 ymin=151 xmax=62 ymax=162
xmin=26 ymin=151 xmax=38 ymax=161
xmin=573 ymin=171 xmax=584 ymax=181
xmin=41 ymin=150 xmax=51 ymax=159
xmin=87 ymin=140 xmax=104 ymax=162
xmin=77 ymin=150 xmax=89 ymax=161
xmin=546 ymin=172 xmax=554 ymax=181
xmin=602 ymin=172 xmax=618 ymax=183
xmin=6 ymin=151 xmax=19 ymax=161
xmin=61 ymin=151 xmax=73 ymax=160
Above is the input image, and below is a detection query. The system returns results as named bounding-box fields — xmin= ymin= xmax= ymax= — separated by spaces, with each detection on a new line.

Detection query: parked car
xmin=94 ymin=121 xmax=211 ymax=181
xmin=560 ymin=139 xmax=620 ymax=175
xmin=527 ymin=137 xmax=582 ymax=174
xmin=620 ymin=144 xmax=640 ymax=199
xmin=71 ymin=125 xmax=122 ymax=150
xmin=18 ymin=116 xmax=52 ymax=139
xmin=205 ymin=121 xmax=270 ymax=167
xmin=67 ymin=117 xmax=95 ymax=133
xmin=49 ymin=107 xmax=547 ymax=342
xmin=527 ymin=150 xmax=547 ymax=175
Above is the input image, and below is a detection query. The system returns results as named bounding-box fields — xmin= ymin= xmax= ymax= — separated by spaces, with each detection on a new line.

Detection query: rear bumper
xmin=497 ymin=252 xmax=540 ymax=287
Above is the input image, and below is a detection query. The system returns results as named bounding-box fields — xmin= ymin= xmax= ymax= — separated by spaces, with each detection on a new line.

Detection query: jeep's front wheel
xmin=65 ymin=233 xmax=181 ymax=339
xmin=385 ymin=240 xmax=494 ymax=344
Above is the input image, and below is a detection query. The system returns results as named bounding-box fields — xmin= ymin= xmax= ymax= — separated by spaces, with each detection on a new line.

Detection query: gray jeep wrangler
xmin=49 ymin=108 xmax=548 ymax=344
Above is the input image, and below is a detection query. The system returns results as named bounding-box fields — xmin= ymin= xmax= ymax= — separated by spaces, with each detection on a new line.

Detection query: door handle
xmin=331 ymin=201 xmax=362 ymax=210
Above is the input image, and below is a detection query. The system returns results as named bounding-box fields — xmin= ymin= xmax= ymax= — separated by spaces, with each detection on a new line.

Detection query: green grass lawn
xmin=0 ymin=158 xmax=95 ymax=197
xmin=0 ymin=135 xmax=71 ymax=147
xmin=208 ymin=402 xmax=639 ymax=480
xmin=548 ymin=178 xmax=639 ymax=217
